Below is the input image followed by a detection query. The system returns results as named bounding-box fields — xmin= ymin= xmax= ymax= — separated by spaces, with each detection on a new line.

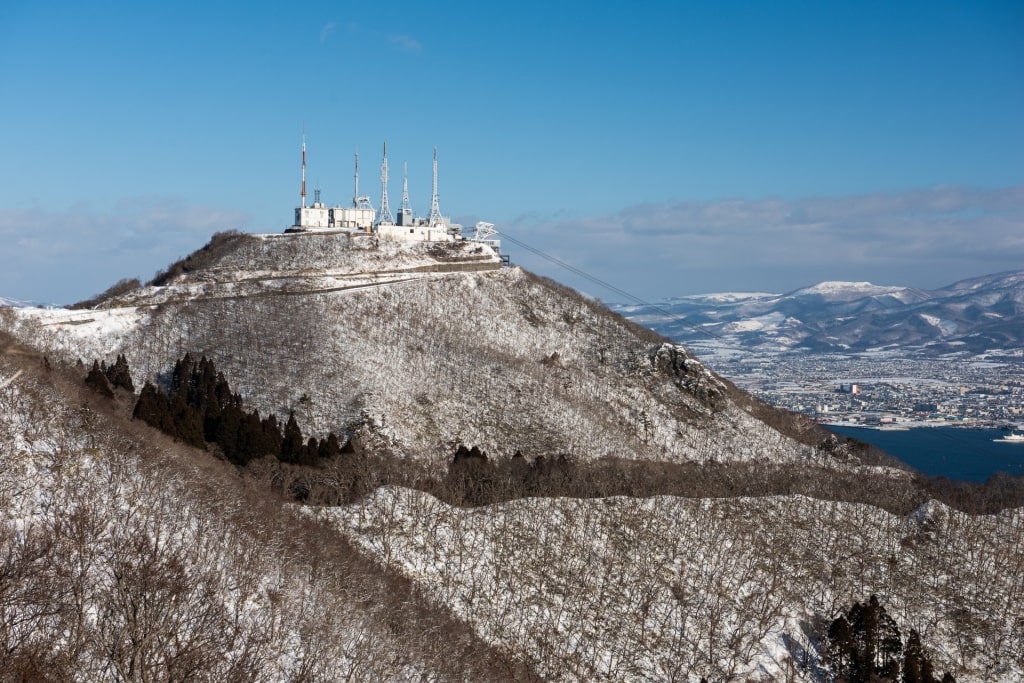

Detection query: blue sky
xmin=1 ymin=1 xmax=1021 ymax=304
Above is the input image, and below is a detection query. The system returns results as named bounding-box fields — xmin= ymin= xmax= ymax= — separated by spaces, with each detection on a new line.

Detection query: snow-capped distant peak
xmin=789 ymin=281 xmax=905 ymax=301
xmin=675 ymin=291 xmax=778 ymax=304
xmin=0 ymin=296 xmax=36 ymax=308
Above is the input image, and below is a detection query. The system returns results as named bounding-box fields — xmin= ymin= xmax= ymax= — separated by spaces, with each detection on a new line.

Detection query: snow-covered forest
xmin=2 ymin=232 xmax=1022 ymax=681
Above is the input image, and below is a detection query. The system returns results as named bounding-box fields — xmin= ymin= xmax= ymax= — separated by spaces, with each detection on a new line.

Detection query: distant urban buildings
xmin=720 ymin=355 xmax=1024 ymax=428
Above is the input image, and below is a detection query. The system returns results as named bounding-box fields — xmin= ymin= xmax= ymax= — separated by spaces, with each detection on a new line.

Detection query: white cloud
xmin=505 ymin=186 xmax=1024 ymax=299
xmin=0 ymin=198 xmax=250 ymax=305
xmin=320 ymin=21 xmax=336 ymax=43
xmin=386 ymin=34 xmax=422 ymax=52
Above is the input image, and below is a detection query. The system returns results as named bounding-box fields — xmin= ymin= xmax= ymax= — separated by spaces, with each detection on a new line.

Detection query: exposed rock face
xmin=648 ymin=342 xmax=728 ymax=412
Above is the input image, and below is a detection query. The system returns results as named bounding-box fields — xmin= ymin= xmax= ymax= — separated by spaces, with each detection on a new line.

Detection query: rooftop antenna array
xmin=428 ymin=146 xmax=443 ymax=227
xmin=377 ymin=142 xmax=394 ymax=225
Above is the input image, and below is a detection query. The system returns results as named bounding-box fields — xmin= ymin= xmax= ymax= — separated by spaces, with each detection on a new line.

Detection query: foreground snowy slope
xmin=0 ymin=352 xmax=530 ymax=681
xmin=325 ymin=486 xmax=1024 ymax=682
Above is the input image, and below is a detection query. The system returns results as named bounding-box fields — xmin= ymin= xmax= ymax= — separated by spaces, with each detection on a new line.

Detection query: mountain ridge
xmin=617 ymin=270 xmax=1024 ymax=357
xmin=5 ymin=231 xmax=831 ymax=470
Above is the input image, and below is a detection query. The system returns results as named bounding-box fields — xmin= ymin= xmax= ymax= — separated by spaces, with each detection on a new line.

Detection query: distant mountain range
xmin=615 ymin=270 xmax=1024 ymax=357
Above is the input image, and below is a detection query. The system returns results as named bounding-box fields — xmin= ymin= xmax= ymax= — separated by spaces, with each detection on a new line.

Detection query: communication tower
xmin=300 ymin=133 xmax=307 ymax=208
xmin=427 ymin=146 xmax=444 ymax=227
xmin=397 ymin=161 xmax=414 ymax=226
xmin=401 ymin=161 xmax=412 ymax=213
xmin=377 ymin=142 xmax=394 ymax=225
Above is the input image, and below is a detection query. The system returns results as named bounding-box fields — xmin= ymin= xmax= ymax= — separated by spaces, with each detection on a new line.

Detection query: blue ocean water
xmin=828 ymin=426 xmax=1024 ymax=483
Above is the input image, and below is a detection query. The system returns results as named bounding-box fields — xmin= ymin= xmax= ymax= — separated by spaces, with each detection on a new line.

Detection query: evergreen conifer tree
xmin=281 ymin=412 xmax=304 ymax=464
xmin=903 ymin=629 xmax=926 ymax=683
xmin=827 ymin=614 xmax=855 ymax=681
xmin=215 ymin=404 xmax=244 ymax=464
xmin=235 ymin=410 xmax=266 ymax=465
xmin=262 ymin=414 xmax=283 ymax=459
xmin=300 ymin=437 xmax=319 ymax=467
xmin=133 ymin=381 xmax=173 ymax=432
xmin=84 ymin=360 xmax=114 ymax=398
xmin=877 ymin=606 xmax=904 ymax=680
xmin=104 ymin=354 xmax=135 ymax=392
xmin=319 ymin=432 xmax=341 ymax=460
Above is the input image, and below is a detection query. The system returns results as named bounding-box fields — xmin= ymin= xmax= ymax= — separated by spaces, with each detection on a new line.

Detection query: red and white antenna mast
xmin=300 ymin=132 xmax=307 ymax=209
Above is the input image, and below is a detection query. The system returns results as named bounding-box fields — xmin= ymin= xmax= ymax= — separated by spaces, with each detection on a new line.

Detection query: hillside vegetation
xmin=0 ymin=336 xmax=533 ymax=682
xmin=2 ymin=232 xmax=1022 ymax=681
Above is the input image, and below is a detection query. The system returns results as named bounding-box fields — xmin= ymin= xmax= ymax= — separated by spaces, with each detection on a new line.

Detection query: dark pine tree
xmin=262 ymin=414 xmax=283 ymax=459
xmin=281 ymin=412 xmax=304 ymax=464
xmin=318 ymin=432 xmax=341 ymax=460
xmin=104 ymin=354 xmax=135 ymax=392
xmin=170 ymin=353 xmax=194 ymax=397
xmin=235 ymin=410 xmax=267 ymax=465
xmin=848 ymin=597 xmax=881 ymax=682
xmin=84 ymin=360 xmax=114 ymax=398
xmin=877 ymin=606 xmax=904 ymax=681
xmin=823 ymin=595 xmax=955 ymax=683
xmin=827 ymin=614 xmax=855 ymax=681
xmin=133 ymin=382 xmax=174 ymax=433
xmin=215 ymin=404 xmax=244 ymax=464
xmin=903 ymin=629 xmax=926 ymax=683
xmin=299 ymin=437 xmax=319 ymax=467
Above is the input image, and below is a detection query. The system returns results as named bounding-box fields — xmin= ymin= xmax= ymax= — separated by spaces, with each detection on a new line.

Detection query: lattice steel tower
xmin=428 ymin=146 xmax=443 ymax=227
xmin=401 ymin=161 xmax=412 ymax=215
xmin=377 ymin=142 xmax=394 ymax=225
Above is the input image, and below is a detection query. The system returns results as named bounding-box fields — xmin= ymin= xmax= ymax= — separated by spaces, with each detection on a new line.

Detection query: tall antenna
xmin=400 ymin=160 xmax=412 ymax=215
xmin=428 ymin=146 xmax=443 ymax=227
xmin=353 ymin=150 xmax=360 ymax=207
xmin=353 ymin=150 xmax=374 ymax=211
xmin=377 ymin=141 xmax=394 ymax=225
xmin=301 ymin=132 xmax=307 ymax=208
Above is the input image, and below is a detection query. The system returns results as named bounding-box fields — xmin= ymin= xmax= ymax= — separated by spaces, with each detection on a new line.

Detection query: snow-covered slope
xmin=0 ymin=359 xmax=521 ymax=681
xmin=615 ymin=270 xmax=1024 ymax=357
xmin=325 ymin=486 xmax=1023 ymax=682
xmin=5 ymin=232 xmax=818 ymax=469
xmin=2 ymin=232 xmax=1021 ymax=682
xmin=788 ymin=280 xmax=909 ymax=302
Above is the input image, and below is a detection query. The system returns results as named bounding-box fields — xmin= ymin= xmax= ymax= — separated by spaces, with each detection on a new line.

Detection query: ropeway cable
xmin=493 ymin=228 xmax=738 ymax=347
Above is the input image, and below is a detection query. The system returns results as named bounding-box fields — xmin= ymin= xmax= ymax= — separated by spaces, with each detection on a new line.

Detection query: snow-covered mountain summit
xmin=617 ymin=270 xmax=1024 ymax=357
xmin=787 ymin=280 xmax=910 ymax=302
xmin=3 ymin=230 xmax=820 ymax=468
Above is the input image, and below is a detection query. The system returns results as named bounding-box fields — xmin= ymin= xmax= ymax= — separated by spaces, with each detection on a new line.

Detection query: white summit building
xmin=289 ymin=138 xmax=464 ymax=243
